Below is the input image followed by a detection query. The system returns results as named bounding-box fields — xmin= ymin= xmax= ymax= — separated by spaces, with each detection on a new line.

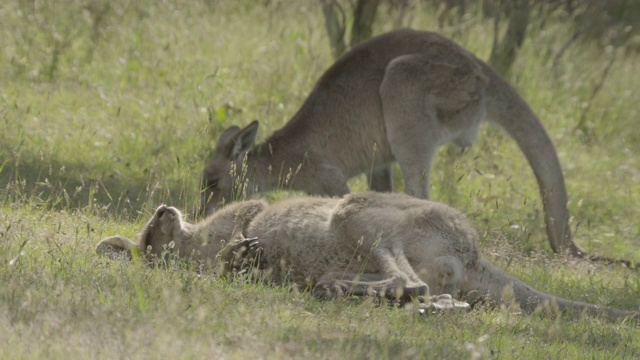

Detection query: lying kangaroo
xmin=97 ymin=192 xmax=638 ymax=321
xmin=201 ymin=29 xmax=578 ymax=256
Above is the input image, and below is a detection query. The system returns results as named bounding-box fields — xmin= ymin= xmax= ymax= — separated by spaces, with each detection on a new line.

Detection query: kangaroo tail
xmin=483 ymin=62 xmax=639 ymax=268
xmin=462 ymin=259 xmax=639 ymax=322
xmin=482 ymin=62 xmax=575 ymax=255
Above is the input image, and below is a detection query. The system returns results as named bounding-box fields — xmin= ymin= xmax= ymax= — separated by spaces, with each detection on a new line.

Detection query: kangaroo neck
xmin=172 ymin=223 xmax=201 ymax=259
xmin=179 ymin=220 xmax=233 ymax=263
xmin=246 ymin=122 xmax=316 ymax=194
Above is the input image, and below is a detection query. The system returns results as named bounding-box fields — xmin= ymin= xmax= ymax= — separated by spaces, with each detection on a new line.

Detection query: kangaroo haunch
xmin=97 ymin=192 xmax=639 ymax=321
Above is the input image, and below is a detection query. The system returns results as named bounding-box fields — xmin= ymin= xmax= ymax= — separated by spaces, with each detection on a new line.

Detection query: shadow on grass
xmin=0 ymin=153 xmax=201 ymax=222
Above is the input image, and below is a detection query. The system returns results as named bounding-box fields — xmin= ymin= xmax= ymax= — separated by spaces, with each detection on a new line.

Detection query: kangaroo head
xmin=201 ymin=120 xmax=259 ymax=216
xmin=138 ymin=205 xmax=185 ymax=261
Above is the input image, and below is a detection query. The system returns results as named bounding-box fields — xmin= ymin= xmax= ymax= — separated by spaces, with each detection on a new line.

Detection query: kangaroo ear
xmin=231 ymin=120 xmax=259 ymax=161
xmin=96 ymin=235 xmax=138 ymax=260
xmin=215 ymin=125 xmax=241 ymax=146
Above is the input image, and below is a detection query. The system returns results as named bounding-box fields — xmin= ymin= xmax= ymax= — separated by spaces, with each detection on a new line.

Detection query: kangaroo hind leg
xmin=312 ymin=269 xmax=470 ymax=313
xmin=380 ymin=55 xmax=443 ymax=199
xmin=312 ymin=244 xmax=429 ymax=304
xmin=381 ymin=52 xmax=488 ymax=199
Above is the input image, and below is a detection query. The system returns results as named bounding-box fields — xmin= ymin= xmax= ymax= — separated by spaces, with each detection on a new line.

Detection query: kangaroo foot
xmin=312 ymin=281 xmax=352 ymax=300
xmin=312 ymin=280 xmax=428 ymax=306
xmin=383 ymin=284 xmax=429 ymax=306
xmin=313 ymin=280 xmax=388 ymax=300
xmin=418 ymin=294 xmax=471 ymax=315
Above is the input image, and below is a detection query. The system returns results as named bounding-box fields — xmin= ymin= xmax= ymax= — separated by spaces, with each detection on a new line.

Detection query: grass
xmin=1 ymin=0 xmax=639 ymax=358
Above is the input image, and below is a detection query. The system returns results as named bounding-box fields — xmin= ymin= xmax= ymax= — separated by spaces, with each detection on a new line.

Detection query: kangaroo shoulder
xmin=234 ymin=200 xmax=269 ymax=225
xmin=203 ymin=199 xmax=268 ymax=233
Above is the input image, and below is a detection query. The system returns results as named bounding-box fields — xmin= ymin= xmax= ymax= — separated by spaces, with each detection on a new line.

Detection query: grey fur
xmin=97 ymin=193 xmax=638 ymax=321
xmin=201 ymin=29 xmax=577 ymax=255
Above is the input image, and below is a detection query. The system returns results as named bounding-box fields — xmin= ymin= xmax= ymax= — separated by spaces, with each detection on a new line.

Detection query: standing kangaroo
xmin=201 ymin=29 xmax=578 ymax=256
xmin=97 ymin=193 xmax=639 ymax=321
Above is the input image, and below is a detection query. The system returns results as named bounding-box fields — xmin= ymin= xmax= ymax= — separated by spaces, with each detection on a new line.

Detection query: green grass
xmin=1 ymin=1 xmax=640 ymax=358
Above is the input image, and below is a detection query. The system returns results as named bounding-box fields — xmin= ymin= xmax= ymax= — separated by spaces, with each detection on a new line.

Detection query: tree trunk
xmin=320 ymin=0 xmax=381 ymax=59
xmin=350 ymin=0 xmax=381 ymax=47
xmin=320 ymin=0 xmax=347 ymax=59
xmin=489 ymin=0 xmax=531 ymax=76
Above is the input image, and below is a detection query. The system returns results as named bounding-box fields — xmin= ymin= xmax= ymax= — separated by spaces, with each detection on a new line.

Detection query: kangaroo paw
xmin=418 ymin=294 xmax=471 ymax=315
xmin=96 ymin=235 xmax=135 ymax=261
xmin=217 ymin=237 xmax=261 ymax=274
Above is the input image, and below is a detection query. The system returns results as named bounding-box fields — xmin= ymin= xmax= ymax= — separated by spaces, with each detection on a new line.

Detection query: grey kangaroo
xmin=97 ymin=193 xmax=639 ymax=321
xmin=201 ymin=29 xmax=581 ymax=256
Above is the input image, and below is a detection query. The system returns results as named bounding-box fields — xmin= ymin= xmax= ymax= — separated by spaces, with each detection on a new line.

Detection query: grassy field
xmin=1 ymin=1 xmax=640 ymax=358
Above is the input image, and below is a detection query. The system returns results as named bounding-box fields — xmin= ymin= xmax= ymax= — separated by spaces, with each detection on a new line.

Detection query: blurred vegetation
xmin=0 ymin=0 xmax=639 ymax=358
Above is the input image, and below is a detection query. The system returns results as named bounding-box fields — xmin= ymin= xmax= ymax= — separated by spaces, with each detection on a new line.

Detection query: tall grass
xmin=1 ymin=0 xmax=639 ymax=358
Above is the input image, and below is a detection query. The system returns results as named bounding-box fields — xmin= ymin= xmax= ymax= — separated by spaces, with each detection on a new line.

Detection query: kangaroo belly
xmin=245 ymin=198 xmax=353 ymax=287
